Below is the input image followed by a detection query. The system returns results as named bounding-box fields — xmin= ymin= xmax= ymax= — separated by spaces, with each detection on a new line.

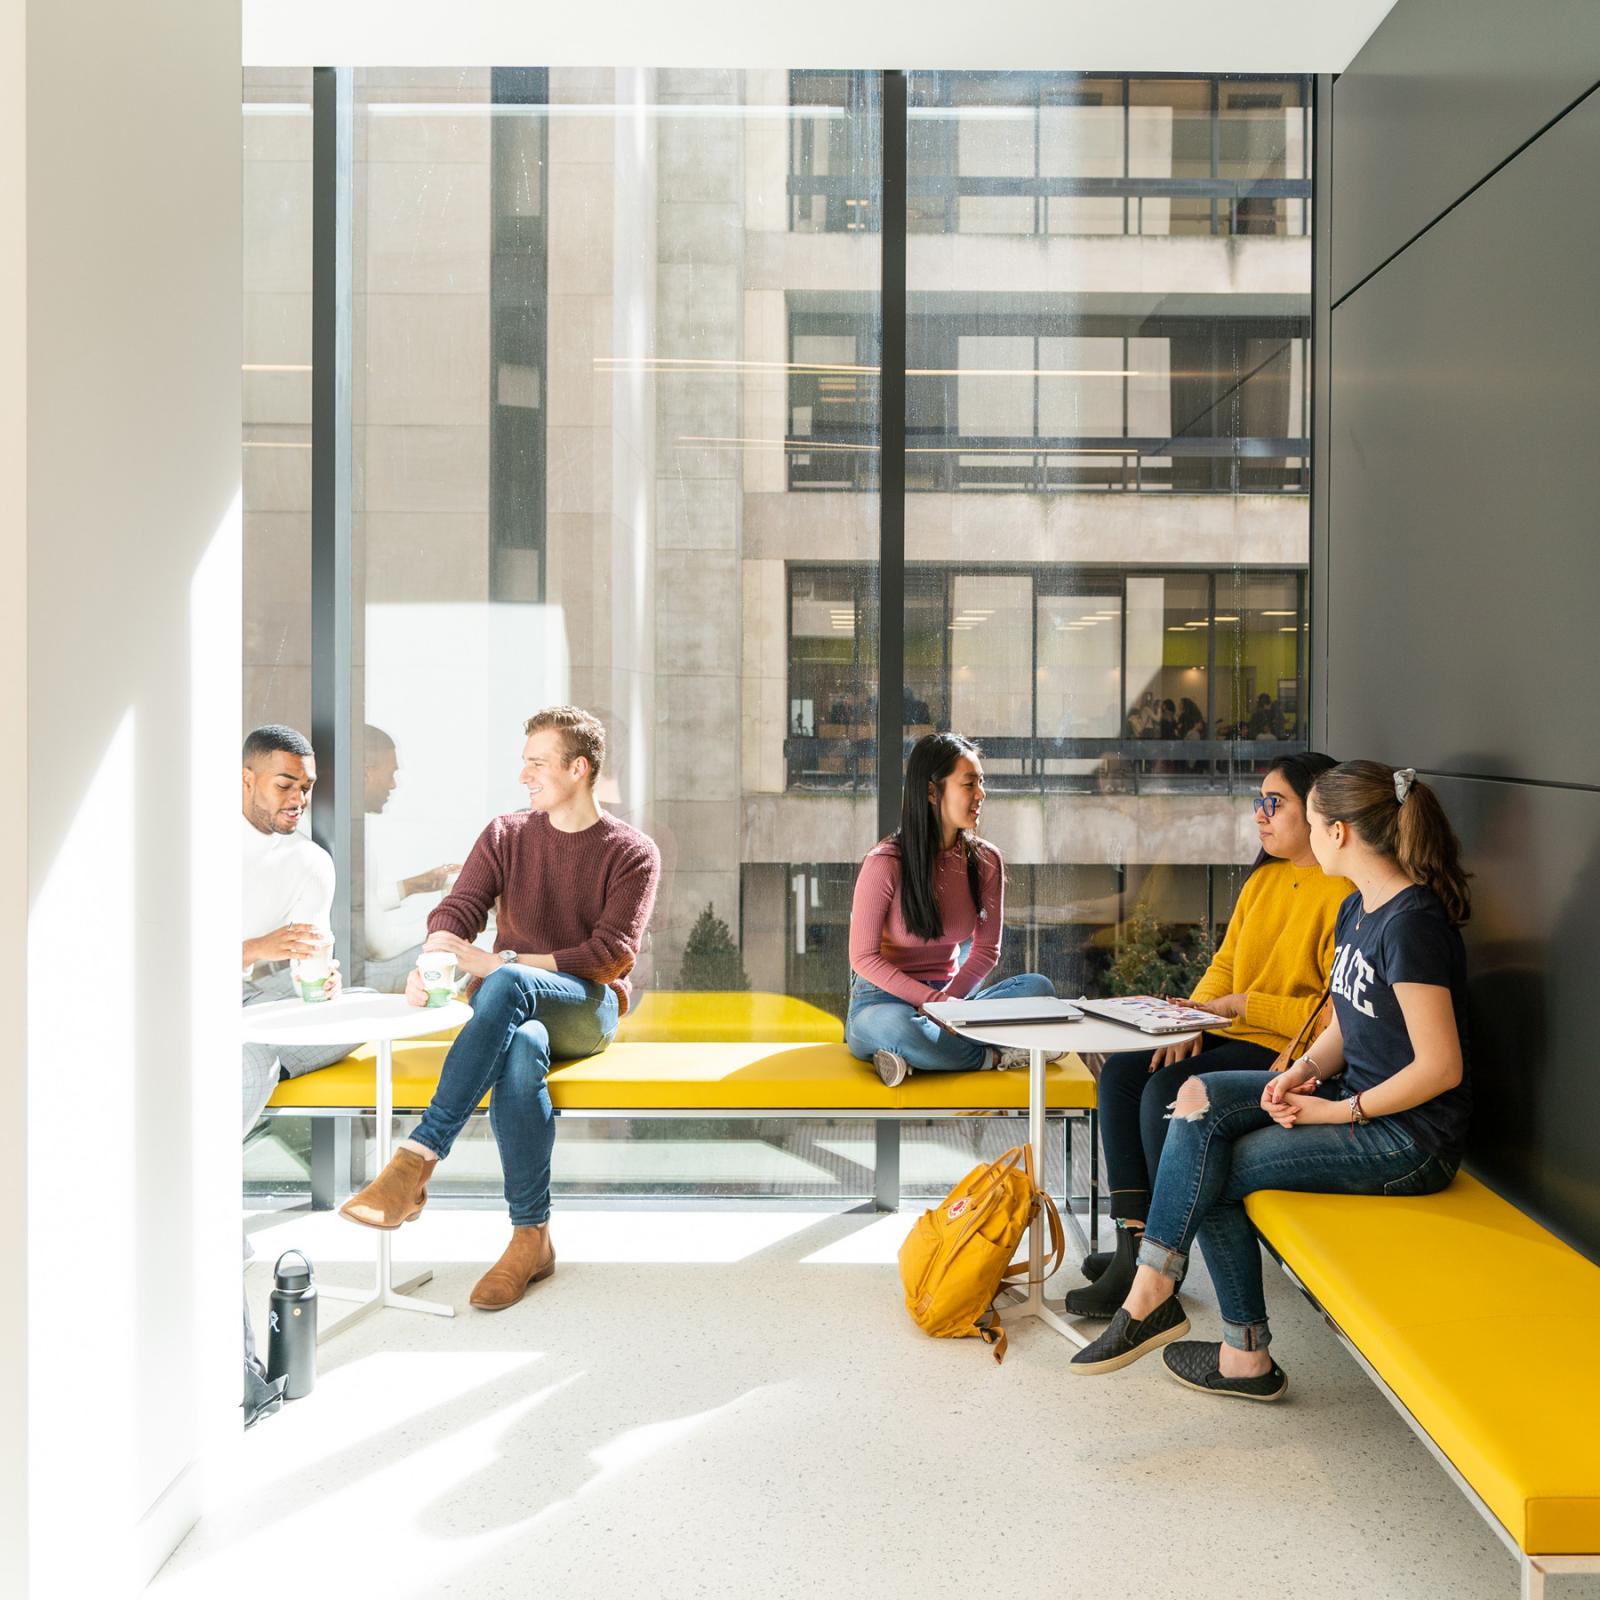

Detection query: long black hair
xmin=890 ymin=732 xmax=988 ymax=941
xmin=1248 ymin=751 xmax=1339 ymax=874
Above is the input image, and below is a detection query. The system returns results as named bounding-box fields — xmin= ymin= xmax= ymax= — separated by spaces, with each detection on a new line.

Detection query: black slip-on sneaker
xmin=1162 ymin=1340 xmax=1288 ymax=1402
xmin=1069 ymin=1294 xmax=1190 ymax=1374
xmin=873 ymin=1049 xmax=910 ymax=1088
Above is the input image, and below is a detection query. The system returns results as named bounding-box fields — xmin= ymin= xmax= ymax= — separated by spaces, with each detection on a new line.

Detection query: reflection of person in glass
xmin=240 ymin=725 xmax=355 ymax=1134
xmin=361 ymin=724 xmax=461 ymax=992
xmin=340 ymin=706 xmax=661 ymax=1312
xmin=1067 ymin=753 xmax=1347 ymax=1318
xmin=845 ymin=732 xmax=1054 ymax=1087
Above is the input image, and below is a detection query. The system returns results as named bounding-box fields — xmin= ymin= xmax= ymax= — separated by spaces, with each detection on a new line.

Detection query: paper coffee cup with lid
xmin=292 ymin=935 xmax=335 ymax=1003
xmin=416 ymin=949 xmax=459 ymax=1007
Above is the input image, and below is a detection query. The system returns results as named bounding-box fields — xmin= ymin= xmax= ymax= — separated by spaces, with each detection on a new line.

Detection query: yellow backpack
xmin=898 ymin=1144 xmax=1064 ymax=1363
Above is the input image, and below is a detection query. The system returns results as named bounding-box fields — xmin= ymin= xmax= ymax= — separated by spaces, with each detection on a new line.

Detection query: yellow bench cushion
xmin=550 ymin=1043 xmax=1094 ymax=1111
xmin=1246 ymin=1176 xmax=1600 ymax=1555
xmin=267 ymin=1039 xmax=1096 ymax=1114
xmin=614 ymin=990 xmax=843 ymax=1044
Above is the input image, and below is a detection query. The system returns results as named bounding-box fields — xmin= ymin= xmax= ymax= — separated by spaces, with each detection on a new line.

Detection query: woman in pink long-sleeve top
xmin=846 ymin=732 xmax=1055 ymax=1087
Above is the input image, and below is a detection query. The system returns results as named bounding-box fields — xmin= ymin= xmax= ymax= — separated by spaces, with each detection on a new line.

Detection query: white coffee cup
xmin=292 ymin=935 xmax=335 ymax=1003
xmin=416 ymin=950 xmax=459 ymax=1008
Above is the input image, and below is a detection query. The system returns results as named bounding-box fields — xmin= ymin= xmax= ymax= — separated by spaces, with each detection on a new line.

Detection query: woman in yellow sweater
xmin=1067 ymin=752 xmax=1350 ymax=1316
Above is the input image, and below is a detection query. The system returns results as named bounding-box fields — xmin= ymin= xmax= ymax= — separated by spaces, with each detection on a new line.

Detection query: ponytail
xmin=1309 ymin=760 xmax=1472 ymax=926
xmin=1394 ymin=779 xmax=1472 ymax=926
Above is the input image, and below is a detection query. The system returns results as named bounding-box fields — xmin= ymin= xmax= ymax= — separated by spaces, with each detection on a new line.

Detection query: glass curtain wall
xmin=898 ymin=70 xmax=1310 ymax=1001
xmin=243 ymin=67 xmax=1311 ymax=1199
xmin=343 ymin=69 xmax=882 ymax=1012
xmin=242 ymin=69 xmax=314 ymax=733
xmin=242 ymin=69 xmax=316 ymax=1196
xmin=341 ymin=71 xmax=883 ymax=1197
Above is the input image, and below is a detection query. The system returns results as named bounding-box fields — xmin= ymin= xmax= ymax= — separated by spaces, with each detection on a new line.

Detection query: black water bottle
xmin=266 ymin=1250 xmax=317 ymax=1400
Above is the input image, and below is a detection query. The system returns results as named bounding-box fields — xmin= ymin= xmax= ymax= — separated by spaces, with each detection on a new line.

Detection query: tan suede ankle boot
xmin=339 ymin=1147 xmax=436 ymax=1230
xmin=469 ymin=1224 xmax=556 ymax=1311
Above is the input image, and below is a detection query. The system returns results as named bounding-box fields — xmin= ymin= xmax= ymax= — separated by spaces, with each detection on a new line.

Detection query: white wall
xmin=244 ymin=0 xmax=1399 ymax=72
xmin=0 ymin=0 xmax=28 ymax=1590
xmin=7 ymin=1 xmax=243 ymax=1593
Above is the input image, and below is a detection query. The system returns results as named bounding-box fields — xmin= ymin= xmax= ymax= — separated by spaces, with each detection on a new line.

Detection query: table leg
xmin=317 ymin=1036 xmax=453 ymax=1341
xmin=375 ymin=1037 xmax=453 ymax=1320
xmin=996 ymin=1045 xmax=1089 ymax=1348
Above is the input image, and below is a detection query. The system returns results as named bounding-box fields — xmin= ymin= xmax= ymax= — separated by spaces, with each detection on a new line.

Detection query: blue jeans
xmin=844 ymin=971 xmax=1055 ymax=1072
xmin=1097 ymin=1034 xmax=1279 ymax=1221
xmin=410 ymin=966 xmax=619 ymax=1227
xmin=1140 ymin=1069 xmax=1458 ymax=1349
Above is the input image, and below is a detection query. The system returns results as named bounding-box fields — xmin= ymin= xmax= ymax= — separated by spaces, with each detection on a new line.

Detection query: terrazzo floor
xmin=150 ymin=1203 xmax=1595 ymax=1600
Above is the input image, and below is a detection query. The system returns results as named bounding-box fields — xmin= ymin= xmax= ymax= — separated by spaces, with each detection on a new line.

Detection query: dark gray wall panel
xmin=1332 ymin=0 xmax=1600 ymax=300
xmin=1437 ymin=774 xmax=1600 ymax=1263
xmin=1309 ymin=75 xmax=1333 ymax=754
xmin=1325 ymin=91 xmax=1600 ymax=788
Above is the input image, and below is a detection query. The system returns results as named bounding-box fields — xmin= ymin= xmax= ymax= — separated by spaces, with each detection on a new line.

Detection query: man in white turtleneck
xmin=241 ymin=725 xmax=355 ymax=1135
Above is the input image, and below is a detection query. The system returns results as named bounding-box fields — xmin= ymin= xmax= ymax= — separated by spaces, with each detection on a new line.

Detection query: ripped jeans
xmin=1096 ymin=1034 xmax=1277 ymax=1222
xmin=1139 ymin=1070 xmax=1458 ymax=1350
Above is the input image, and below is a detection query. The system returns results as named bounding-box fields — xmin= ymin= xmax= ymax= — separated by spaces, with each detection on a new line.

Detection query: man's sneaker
xmin=1162 ymin=1340 xmax=1288 ymax=1402
xmin=1068 ymin=1293 xmax=1189 ymax=1374
xmin=873 ymin=1049 xmax=910 ymax=1088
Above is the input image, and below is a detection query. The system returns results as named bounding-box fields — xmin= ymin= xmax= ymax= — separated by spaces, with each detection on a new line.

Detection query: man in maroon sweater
xmin=340 ymin=706 xmax=660 ymax=1311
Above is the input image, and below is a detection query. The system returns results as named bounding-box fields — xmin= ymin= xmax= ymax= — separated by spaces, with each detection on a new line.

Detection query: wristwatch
xmin=497 ymin=949 xmax=519 ymax=966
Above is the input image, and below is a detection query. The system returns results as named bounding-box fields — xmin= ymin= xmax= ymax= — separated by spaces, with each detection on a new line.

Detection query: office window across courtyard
xmin=790 ymin=302 xmax=1308 ymax=495
xmin=788 ymin=564 xmax=1306 ymax=792
xmin=790 ymin=71 xmax=1310 ymax=239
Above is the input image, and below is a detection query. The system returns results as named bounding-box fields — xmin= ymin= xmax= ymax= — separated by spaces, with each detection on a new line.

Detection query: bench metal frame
xmin=267 ymin=1103 xmax=1100 ymax=1245
xmin=1267 ymin=1249 xmax=1599 ymax=1599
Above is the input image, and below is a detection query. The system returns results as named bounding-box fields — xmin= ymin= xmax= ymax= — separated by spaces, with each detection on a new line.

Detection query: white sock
xmin=399 ymin=1137 xmax=437 ymax=1163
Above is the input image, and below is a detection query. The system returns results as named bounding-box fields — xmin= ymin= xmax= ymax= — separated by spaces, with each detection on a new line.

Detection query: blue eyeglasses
xmin=1252 ymin=795 xmax=1284 ymax=818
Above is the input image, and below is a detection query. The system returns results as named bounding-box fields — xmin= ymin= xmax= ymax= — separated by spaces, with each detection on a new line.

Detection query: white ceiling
xmin=244 ymin=0 xmax=1400 ymax=73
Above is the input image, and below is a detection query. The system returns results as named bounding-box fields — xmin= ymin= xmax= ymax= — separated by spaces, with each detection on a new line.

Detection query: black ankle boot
xmin=1065 ymin=1223 xmax=1143 ymax=1318
xmin=1079 ymin=1248 xmax=1113 ymax=1282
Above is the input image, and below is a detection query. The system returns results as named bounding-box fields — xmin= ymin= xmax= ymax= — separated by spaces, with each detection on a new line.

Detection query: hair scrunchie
xmin=1393 ymin=767 xmax=1417 ymax=804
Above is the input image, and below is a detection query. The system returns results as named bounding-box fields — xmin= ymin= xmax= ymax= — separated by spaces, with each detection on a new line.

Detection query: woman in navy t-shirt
xmin=1069 ymin=760 xmax=1472 ymax=1400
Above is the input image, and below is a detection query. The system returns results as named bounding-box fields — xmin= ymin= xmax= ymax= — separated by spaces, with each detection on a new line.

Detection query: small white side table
xmin=243 ymin=992 xmax=473 ymax=1339
xmin=942 ymin=1014 xmax=1200 ymax=1350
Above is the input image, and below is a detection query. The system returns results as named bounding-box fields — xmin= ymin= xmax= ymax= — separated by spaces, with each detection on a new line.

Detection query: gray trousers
xmin=242 ymin=967 xmax=363 ymax=1136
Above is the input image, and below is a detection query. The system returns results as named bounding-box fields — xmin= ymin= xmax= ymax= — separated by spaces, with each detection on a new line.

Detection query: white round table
xmin=944 ymin=1013 xmax=1200 ymax=1349
xmin=244 ymin=992 xmax=473 ymax=1336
